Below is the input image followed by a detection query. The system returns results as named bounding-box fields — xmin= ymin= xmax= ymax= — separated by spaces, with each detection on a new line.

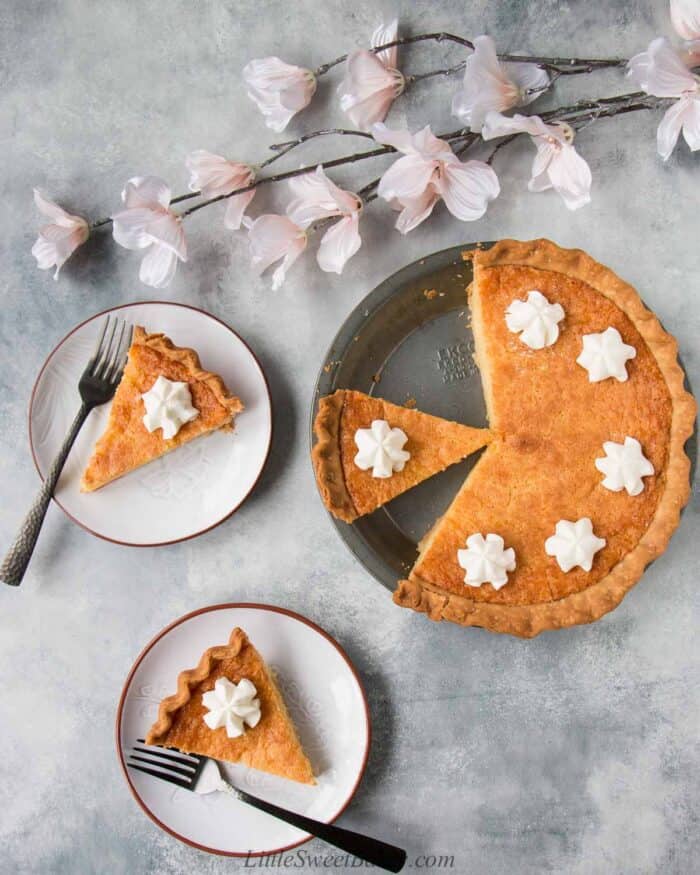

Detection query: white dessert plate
xmin=116 ymin=603 xmax=370 ymax=857
xmin=29 ymin=302 xmax=272 ymax=545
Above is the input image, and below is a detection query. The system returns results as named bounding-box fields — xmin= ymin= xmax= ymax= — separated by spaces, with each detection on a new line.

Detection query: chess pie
xmin=312 ymin=389 xmax=492 ymax=522
xmin=146 ymin=627 xmax=315 ymax=785
xmin=81 ymin=326 xmax=242 ymax=491
xmin=392 ymin=239 xmax=695 ymax=636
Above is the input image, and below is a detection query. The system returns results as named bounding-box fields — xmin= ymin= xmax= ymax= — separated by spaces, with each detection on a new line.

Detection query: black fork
xmin=1 ymin=316 xmax=133 ymax=586
xmin=127 ymin=740 xmax=406 ymax=872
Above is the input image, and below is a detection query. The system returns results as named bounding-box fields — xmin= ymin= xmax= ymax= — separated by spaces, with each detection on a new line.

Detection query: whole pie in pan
xmin=81 ymin=326 xmax=242 ymax=491
xmin=145 ymin=627 xmax=315 ymax=785
xmin=315 ymin=240 xmax=696 ymax=637
xmin=312 ymin=389 xmax=491 ymax=522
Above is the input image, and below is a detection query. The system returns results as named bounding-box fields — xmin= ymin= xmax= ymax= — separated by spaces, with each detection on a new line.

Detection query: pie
xmin=145 ymin=627 xmax=315 ymax=785
xmin=392 ymin=239 xmax=696 ymax=636
xmin=313 ymin=240 xmax=695 ymax=637
xmin=81 ymin=326 xmax=243 ymax=491
xmin=312 ymin=389 xmax=492 ymax=522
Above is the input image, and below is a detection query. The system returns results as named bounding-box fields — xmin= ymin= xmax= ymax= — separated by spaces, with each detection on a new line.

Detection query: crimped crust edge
xmin=134 ymin=325 xmax=243 ymax=422
xmin=311 ymin=390 xmax=358 ymax=523
xmin=146 ymin=627 xmax=250 ymax=744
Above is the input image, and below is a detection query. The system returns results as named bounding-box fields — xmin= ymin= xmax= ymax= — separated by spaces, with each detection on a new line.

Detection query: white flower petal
xmin=139 ymin=243 xmax=179 ymax=289
xmin=505 ymin=61 xmax=550 ymax=105
xmin=33 ymin=189 xmax=79 ymax=226
xmin=377 ymin=153 xmax=437 ymax=202
xmin=671 ymin=0 xmax=700 ymax=41
xmin=482 ymin=110 xmax=552 ymax=141
xmin=371 ymin=18 xmax=398 ymax=68
xmin=437 ymin=160 xmax=500 ymax=221
xmin=338 ymin=50 xmax=402 ymax=129
xmin=371 ymin=121 xmax=418 ymax=153
xmin=223 ymin=189 xmax=256 ymax=230
xmin=451 ymin=35 xmax=522 ymax=131
xmin=31 ymin=192 xmax=89 ymax=278
xmin=122 ymin=176 xmax=172 ymax=209
xmin=247 ymin=214 xmax=307 ymax=287
xmin=528 ymin=139 xmax=556 ymax=191
xmin=145 ymin=213 xmax=187 ymax=260
xmin=546 ymin=144 xmax=592 ymax=210
xmin=287 ymin=166 xmax=359 ymax=227
xmin=186 ymin=150 xmax=254 ymax=199
xmin=317 ymin=213 xmax=362 ymax=273
xmin=340 ymin=83 xmax=398 ymax=130
xmin=680 ymin=93 xmax=700 ymax=150
xmin=627 ymin=37 xmax=698 ymax=97
xmin=393 ymin=188 xmax=440 ymax=234
xmin=111 ymin=207 xmax=162 ymax=250
xmin=271 ymin=234 xmax=306 ymax=290
xmin=243 ymin=57 xmax=316 ymax=132
xmin=657 ymin=98 xmax=688 ymax=160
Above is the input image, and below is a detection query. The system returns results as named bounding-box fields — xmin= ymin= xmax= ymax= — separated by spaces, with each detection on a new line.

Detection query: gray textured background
xmin=1 ymin=1 xmax=698 ymax=873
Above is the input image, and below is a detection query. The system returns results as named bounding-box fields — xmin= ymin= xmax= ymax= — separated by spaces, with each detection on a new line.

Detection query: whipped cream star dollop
xmin=457 ymin=533 xmax=516 ymax=589
xmin=576 ymin=327 xmax=636 ymax=382
xmin=202 ymin=677 xmax=261 ymax=738
xmin=595 ymin=436 xmax=654 ymax=496
xmin=141 ymin=375 xmax=199 ymax=439
xmin=354 ymin=419 xmax=410 ymax=478
xmin=505 ymin=290 xmax=565 ymax=349
xmin=545 ymin=518 xmax=606 ymax=572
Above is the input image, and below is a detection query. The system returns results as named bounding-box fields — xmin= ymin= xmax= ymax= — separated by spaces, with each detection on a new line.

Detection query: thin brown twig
xmin=313 ymin=31 xmax=626 ymax=76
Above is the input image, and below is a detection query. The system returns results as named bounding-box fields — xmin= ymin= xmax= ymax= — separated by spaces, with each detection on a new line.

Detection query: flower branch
xmin=32 ymin=13 xmax=700 ymax=288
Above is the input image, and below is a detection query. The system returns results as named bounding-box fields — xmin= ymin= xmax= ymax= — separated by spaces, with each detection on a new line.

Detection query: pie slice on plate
xmin=312 ymin=389 xmax=492 ymax=522
xmin=81 ymin=326 xmax=243 ymax=492
xmin=145 ymin=627 xmax=315 ymax=785
xmin=394 ymin=239 xmax=696 ymax=637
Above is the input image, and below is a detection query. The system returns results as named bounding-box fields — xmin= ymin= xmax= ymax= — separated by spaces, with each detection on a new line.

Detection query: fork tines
xmin=126 ymin=740 xmax=205 ymax=790
xmin=89 ymin=315 xmax=133 ymax=384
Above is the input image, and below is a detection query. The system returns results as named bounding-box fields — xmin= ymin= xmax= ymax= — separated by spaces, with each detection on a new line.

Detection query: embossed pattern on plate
xmin=116 ymin=604 xmax=370 ymax=856
xmin=311 ymin=243 xmax=492 ymax=590
xmin=29 ymin=302 xmax=272 ymax=545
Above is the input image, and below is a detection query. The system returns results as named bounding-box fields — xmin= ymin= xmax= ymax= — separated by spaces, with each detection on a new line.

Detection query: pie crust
xmin=81 ymin=326 xmax=243 ymax=491
xmin=145 ymin=627 xmax=315 ymax=785
xmin=313 ymin=389 xmax=492 ymax=522
xmin=394 ymin=239 xmax=696 ymax=637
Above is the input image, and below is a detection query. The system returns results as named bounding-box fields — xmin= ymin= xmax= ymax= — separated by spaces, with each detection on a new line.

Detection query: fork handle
xmin=1 ymin=402 xmax=90 ymax=586
xmin=225 ymin=784 xmax=406 ymax=872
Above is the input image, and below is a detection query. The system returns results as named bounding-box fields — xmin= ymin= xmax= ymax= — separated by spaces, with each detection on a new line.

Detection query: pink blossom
xmin=243 ymin=215 xmax=307 ymax=290
xmin=482 ymin=112 xmax=592 ymax=210
xmin=373 ymin=123 xmax=500 ymax=234
xmin=452 ymin=35 xmax=550 ymax=132
xmin=31 ymin=190 xmax=89 ymax=278
xmin=287 ymin=167 xmax=362 ymax=274
xmin=338 ymin=20 xmax=405 ymax=130
xmin=186 ymin=150 xmax=256 ymax=230
xmin=670 ymin=0 xmax=700 ymax=41
xmin=243 ymin=57 xmax=317 ymax=132
xmin=627 ymin=37 xmax=700 ymax=160
xmin=111 ymin=176 xmax=186 ymax=289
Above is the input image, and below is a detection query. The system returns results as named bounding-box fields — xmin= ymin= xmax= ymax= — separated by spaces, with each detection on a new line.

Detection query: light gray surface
xmin=1 ymin=1 xmax=698 ymax=873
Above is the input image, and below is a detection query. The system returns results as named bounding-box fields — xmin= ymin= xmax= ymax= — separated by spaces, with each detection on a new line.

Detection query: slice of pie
xmin=145 ymin=627 xmax=315 ymax=785
xmin=312 ymin=389 xmax=492 ymax=522
xmin=81 ymin=326 xmax=243 ymax=491
xmin=394 ymin=239 xmax=696 ymax=637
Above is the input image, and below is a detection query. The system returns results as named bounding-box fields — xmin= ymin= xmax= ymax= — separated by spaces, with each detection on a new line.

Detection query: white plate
xmin=116 ymin=604 xmax=370 ymax=857
xmin=29 ymin=302 xmax=272 ymax=545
